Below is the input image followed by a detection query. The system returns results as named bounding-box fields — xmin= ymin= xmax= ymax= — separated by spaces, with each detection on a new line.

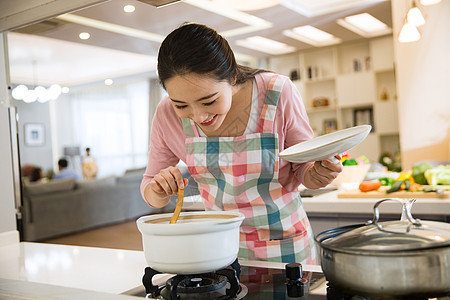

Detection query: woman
xmin=141 ymin=23 xmax=342 ymax=264
xmin=81 ymin=147 xmax=98 ymax=180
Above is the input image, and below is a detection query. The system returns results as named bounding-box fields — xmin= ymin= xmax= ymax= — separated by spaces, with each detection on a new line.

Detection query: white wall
xmin=392 ymin=0 xmax=450 ymax=169
xmin=14 ymin=100 xmax=54 ymax=171
xmin=0 ymin=33 xmax=19 ymax=245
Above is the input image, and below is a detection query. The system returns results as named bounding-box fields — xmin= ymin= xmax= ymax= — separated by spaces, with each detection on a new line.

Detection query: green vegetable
xmin=424 ymin=165 xmax=450 ymax=185
xmin=343 ymin=158 xmax=358 ymax=166
xmin=379 ymin=177 xmax=395 ymax=186
xmin=386 ymin=180 xmax=403 ymax=193
xmin=379 ymin=152 xmax=402 ymax=172
xmin=404 ymin=179 xmax=411 ymax=190
xmin=412 ymin=162 xmax=433 ymax=185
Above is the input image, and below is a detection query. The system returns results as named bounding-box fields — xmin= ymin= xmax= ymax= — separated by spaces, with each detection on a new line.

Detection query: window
xmin=57 ymin=79 xmax=150 ymax=177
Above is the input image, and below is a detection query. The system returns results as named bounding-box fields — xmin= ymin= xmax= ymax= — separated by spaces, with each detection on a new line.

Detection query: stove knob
xmin=286 ymin=263 xmax=302 ymax=280
xmin=285 ymin=263 xmax=305 ymax=298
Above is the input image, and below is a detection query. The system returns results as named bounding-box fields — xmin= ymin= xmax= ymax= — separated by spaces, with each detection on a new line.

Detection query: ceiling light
xmin=235 ymin=36 xmax=296 ymax=55
xmin=398 ymin=22 xmax=421 ymax=43
xmin=211 ymin=0 xmax=281 ymax=11
xmin=58 ymin=14 xmax=165 ymax=43
xmin=280 ymin=0 xmax=380 ymax=18
xmin=35 ymin=86 xmax=50 ymax=103
xmin=183 ymin=0 xmax=272 ymax=37
xmin=337 ymin=13 xmax=391 ymax=38
xmin=407 ymin=7 xmax=425 ymax=27
xmin=11 ymin=84 xmax=28 ymax=100
xmin=11 ymin=60 xmax=63 ymax=104
xmin=11 ymin=84 xmax=62 ymax=103
xmin=124 ymin=5 xmax=136 ymax=12
xmin=283 ymin=25 xmax=341 ymax=47
xmin=420 ymin=0 xmax=441 ymax=5
xmin=62 ymin=87 xmax=70 ymax=94
xmin=22 ymin=89 xmax=37 ymax=103
xmin=104 ymin=79 xmax=113 ymax=85
xmin=79 ymin=32 xmax=90 ymax=40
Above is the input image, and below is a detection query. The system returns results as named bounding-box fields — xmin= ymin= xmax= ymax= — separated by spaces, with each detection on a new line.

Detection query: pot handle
xmin=368 ymin=198 xmax=422 ymax=229
xmin=315 ymin=223 xmax=365 ymax=243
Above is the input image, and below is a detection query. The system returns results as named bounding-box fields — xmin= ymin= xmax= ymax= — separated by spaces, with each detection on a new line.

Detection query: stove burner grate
xmin=142 ymin=258 xmax=245 ymax=299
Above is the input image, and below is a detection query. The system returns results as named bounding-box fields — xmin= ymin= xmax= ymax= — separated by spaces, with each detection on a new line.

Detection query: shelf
xmin=304 ymin=76 xmax=335 ymax=84
xmin=374 ymin=68 xmax=395 ymax=74
xmin=339 ymin=102 xmax=374 ymax=109
xmin=306 ymin=106 xmax=337 ymax=113
xmin=269 ymin=36 xmax=398 ymax=163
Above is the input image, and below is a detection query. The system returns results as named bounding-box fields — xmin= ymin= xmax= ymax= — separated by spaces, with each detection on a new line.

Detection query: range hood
xmin=137 ymin=0 xmax=183 ymax=7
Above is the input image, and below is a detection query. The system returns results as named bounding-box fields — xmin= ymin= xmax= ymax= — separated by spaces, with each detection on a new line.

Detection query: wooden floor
xmin=43 ymin=220 xmax=143 ymax=251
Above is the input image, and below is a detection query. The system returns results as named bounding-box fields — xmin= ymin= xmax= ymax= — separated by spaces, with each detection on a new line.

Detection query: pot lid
xmin=317 ymin=198 xmax=450 ymax=252
xmin=321 ymin=220 xmax=450 ymax=251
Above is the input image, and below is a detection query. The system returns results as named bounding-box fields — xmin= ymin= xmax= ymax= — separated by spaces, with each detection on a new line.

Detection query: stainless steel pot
xmin=315 ymin=198 xmax=450 ymax=296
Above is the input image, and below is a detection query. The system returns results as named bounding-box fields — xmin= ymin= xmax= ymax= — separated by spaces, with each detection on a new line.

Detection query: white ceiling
xmin=7 ymin=0 xmax=392 ymax=87
xmin=8 ymin=32 xmax=157 ymax=87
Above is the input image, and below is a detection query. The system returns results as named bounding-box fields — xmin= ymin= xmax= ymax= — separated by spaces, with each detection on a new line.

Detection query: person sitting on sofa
xmin=29 ymin=166 xmax=47 ymax=183
xmin=53 ymin=158 xmax=80 ymax=180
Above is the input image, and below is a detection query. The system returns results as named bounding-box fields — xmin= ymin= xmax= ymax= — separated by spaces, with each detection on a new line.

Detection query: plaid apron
xmin=182 ymin=75 xmax=316 ymax=264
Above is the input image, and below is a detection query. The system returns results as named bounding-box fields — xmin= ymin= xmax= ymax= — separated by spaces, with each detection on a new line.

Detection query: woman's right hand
xmin=146 ymin=166 xmax=188 ymax=207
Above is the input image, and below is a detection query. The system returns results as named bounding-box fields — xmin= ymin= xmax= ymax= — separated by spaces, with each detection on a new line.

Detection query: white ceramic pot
xmin=136 ymin=211 xmax=245 ymax=274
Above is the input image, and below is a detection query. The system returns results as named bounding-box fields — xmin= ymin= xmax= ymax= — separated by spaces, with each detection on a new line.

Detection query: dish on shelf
xmin=279 ymin=125 xmax=371 ymax=163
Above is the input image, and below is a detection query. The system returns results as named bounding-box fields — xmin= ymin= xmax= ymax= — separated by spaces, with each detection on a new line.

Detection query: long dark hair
xmin=29 ymin=167 xmax=43 ymax=182
xmin=157 ymin=23 xmax=265 ymax=88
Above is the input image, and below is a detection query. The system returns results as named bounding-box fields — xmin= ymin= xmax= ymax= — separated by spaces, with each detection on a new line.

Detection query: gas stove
xmin=122 ymin=259 xmax=450 ymax=300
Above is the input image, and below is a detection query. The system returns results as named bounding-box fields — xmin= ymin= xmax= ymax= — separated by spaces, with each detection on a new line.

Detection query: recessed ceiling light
xmin=183 ymin=0 xmax=272 ymax=37
xmin=62 ymin=87 xmax=70 ymax=93
xmin=79 ymin=32 xmax=90 ymax=40
xmin=235 ymin=36 xmax=296 ymax=55
xmin=124 ymin=5 xmax=136 ymax=13
xmin=283 ymin=25 xmax=341 ymax=47
xmin=211 ymin=0 xmax=281 ymax=11
xmin=104 ymin=79 xmax=113 ymax=85
xmin=58 ymin=14 xmax=164 ymax=43
xmin=420 ymin=0 xmax=441 ymax=5
xmin=337 ymin=13 xmax=391 ymax=38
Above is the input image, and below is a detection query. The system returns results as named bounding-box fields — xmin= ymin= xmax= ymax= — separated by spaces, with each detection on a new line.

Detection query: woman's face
xmin=164 ymin=73 xmax=234 ymax=134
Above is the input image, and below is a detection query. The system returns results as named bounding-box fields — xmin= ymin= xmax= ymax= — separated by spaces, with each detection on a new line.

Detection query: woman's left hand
xmin=303 ymin=155 xmax=343 ymax=189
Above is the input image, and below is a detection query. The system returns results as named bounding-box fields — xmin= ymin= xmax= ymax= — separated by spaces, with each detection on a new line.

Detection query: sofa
xmin=21 ymin=165 xmax=199 ymax=241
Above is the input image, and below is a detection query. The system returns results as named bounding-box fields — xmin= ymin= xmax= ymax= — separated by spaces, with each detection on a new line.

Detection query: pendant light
xmin=398 ymin=0 xmax=424 ymax=43
xmin=11 ymin=60 xmax=62 ymax=103
xmin=407 ymin=2 xmax=425 ymax=27
xmin=398 ymin=22 xmax=421 ymax=43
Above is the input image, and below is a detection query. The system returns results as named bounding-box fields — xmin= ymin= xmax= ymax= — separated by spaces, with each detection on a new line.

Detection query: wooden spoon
xmin=169 ymin=186 xmax=184 ymax=224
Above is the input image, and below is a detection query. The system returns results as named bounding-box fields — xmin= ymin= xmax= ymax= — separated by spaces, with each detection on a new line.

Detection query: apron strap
xmin=257 ymin=75 xmax=285 ymax=134
xmin=182 ymin=117 xmax=199 ymax=138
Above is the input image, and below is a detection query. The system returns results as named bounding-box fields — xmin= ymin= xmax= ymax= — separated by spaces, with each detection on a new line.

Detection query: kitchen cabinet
xmin=268 ymin=36 xmax=400 ymax=163
xmin=301 ymin=190 xmax=450 ymax=235
xmin=335 ymin=72 xmax=376 ymax=107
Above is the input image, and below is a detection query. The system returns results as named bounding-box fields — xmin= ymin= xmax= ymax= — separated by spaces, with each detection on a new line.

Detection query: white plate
xmin=279 ymin=125 xmax=371 ymax=163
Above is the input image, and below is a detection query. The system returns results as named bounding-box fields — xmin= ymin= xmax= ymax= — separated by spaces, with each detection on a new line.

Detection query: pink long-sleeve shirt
xmin=141 ymin=72 xmax=314 ymax=203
